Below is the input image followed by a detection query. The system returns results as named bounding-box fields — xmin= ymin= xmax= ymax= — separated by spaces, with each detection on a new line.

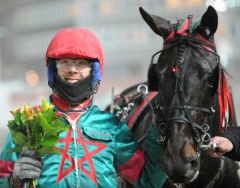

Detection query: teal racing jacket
xmin=0 ymin=104 xmax=166 ymax=188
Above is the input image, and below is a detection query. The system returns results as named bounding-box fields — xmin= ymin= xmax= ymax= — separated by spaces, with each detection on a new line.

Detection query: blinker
xmin=147 ymin=63 xmax=159 ymax=91
xmin=147 ymin=50 xmax=162 ymax=91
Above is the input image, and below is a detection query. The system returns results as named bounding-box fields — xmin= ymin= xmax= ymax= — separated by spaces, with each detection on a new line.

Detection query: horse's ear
xmin=139 ymin=7 xmax=172 ymax=39
xmin=198 ymin=6 xmax=218 ymax=38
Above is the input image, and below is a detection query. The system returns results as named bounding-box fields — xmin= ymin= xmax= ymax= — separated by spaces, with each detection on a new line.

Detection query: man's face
xmin=56 ymin=58 xmax=92 ymax=83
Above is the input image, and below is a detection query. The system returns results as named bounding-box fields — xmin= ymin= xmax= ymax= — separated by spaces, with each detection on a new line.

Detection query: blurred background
xmin=0 ymin=0 xmax=240 ymax=152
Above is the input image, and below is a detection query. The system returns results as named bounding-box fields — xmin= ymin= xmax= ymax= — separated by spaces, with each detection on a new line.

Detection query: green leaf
xmin=46 ymin=121 xmax=69 ymax=136
xmin=23 ymin=141 xmax=31 ymax=148
xmin=7 ymin=146 xmax=23 ymax=154
xmin=57 ymin=124 xmax=70 ymax=133
xmin=31 ymin=118 xmax=42 ymax=144
xmin=44 ymin=108 xmax=54 ymax=124
xmin=20 ymin=113 xmax=27 ymax=125
xmin=37 ymin=146 xmax=54 ymax=156
xmin=53 ymin=119 xmax=70 ymax=130
xmin=52 ymin=120 xmax=70 ymax=132
xmin=38 ymin=114 xmax=54 ymax=131
xmin=51 ymin=119 xmax=64 ymax=128
xmin=42 ymin=98 xmax=47 ymax=111
xmin=14 ymin=112 xmax=22 ymax=126
xmin=40 ymin=135 xmax=58 ymax=146
xmin=7 ymin=120 xmax=15 ymax=125
xmin=12 ymin=132 xmax=28 ymax=147
xmin=7 ymin=120 xmax=19 ymax=132
xmin=45 ymin=130 xmax=60 ymax=137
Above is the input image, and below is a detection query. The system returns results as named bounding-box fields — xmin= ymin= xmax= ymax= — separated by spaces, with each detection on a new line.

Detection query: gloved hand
xmin=11 ymin=149 xmax=43 ymax=186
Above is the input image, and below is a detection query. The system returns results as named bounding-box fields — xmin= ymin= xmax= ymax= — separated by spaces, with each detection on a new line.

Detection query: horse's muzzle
xmin=161 ymin=150 xmax=200 ymax=183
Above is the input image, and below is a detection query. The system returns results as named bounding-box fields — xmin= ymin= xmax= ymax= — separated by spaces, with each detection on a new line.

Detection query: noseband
xmin=149 ymin=16 xmax=220 ymax=149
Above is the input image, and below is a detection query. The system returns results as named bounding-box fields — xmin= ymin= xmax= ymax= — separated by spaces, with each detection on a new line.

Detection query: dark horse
xmin=107 ymin=6 xmax=240 ymax=188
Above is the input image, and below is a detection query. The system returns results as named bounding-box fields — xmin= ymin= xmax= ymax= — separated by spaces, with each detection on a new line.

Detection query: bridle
xmin=110 ymin=15 xmax=234 ymax=188
xmin=148 ymin=15 xmax=220 ymax=150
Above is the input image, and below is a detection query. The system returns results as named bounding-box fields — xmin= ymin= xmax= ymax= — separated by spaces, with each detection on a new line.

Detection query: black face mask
xmin=52 ymin=73 xmax=92 ymax=103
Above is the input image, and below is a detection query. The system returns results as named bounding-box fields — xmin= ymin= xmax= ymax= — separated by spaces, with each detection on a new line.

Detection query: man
xmin=208 ymin=127 xmax=240 ymax=161
xmin=0 ymin=28 xmax=166 ymax=188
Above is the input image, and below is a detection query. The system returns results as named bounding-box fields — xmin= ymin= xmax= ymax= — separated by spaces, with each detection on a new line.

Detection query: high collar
xmin=51 ymin=93 xmax=92 ymax=113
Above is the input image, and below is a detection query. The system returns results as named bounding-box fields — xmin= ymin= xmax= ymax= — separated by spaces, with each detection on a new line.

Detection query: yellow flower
xmin=24 ymin=104 xmax=29 ymax=117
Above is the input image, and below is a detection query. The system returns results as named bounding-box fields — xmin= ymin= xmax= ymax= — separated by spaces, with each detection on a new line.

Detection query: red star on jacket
xmin=54 ymin=126 xmax=107 ymax=185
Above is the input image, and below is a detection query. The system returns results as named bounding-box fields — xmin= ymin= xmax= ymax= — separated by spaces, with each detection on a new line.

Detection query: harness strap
xmin=168 ymin=117 xmax=204 ymax=131
xmin=127 ymin=92 xmax=157 ymax=129
xmin=159 ymin=105 xmax=211 ymax=114
xmin=178 ymin=45 xmax=202 ymax=139
xmin=164 ymin=36 xmax=216 ymax=52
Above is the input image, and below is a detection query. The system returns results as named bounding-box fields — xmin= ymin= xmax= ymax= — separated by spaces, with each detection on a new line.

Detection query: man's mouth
xmin=65 ymin=78 xmax=79 ymax=83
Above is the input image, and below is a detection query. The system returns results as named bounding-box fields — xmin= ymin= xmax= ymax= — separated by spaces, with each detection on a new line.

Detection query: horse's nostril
xmin=191 ymin=158 xmax=199 ymax=169
xmin=186 ymin=157 xmax=200 ymax=170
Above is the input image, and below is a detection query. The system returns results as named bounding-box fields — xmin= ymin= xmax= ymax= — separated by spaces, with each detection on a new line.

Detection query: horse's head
xmin=140 ymin=6 xmax=221 ymax=183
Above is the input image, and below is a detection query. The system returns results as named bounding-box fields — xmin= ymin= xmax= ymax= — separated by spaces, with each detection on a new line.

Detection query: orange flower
xmin=27 ymin=116 xmax=33 ymax=121
xmin=10 ymin=108 xmax=20 ymax=116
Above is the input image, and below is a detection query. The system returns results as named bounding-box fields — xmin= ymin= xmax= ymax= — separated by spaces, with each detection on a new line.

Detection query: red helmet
xmin=46 ymin=28 xmax=104 ymax=76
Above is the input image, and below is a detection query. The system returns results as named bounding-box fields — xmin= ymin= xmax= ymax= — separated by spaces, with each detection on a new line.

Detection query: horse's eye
xmin=208 ymin=75 xmax=215 ymax=82
xmin=206 ymin=74 xmax=215 ymax=87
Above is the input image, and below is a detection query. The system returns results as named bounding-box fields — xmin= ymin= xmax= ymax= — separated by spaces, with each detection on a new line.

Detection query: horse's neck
xmin=132 ymin=104 xmax=153 ymax=147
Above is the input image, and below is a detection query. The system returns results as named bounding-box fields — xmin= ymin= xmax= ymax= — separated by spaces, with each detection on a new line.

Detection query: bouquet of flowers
xmin=7 ymin=98 xmax=70 ymax=188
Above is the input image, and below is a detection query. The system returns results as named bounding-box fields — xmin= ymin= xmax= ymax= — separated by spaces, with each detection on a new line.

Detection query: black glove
xmin=11 ymin=149 xmax=43 ymax=186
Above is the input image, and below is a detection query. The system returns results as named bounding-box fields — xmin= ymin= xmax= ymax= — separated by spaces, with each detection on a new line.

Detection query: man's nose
xmin=68 ymin=63 xmax=78 ymax=70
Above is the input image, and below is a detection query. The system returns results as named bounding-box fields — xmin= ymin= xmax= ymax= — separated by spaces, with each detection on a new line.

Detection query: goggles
xmin=56 ymin=59 xmax=92 ymax=71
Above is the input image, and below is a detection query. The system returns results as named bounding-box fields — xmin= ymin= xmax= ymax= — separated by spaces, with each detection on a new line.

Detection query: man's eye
xmin=77 ymin=61 xmax=87 ymax=65
xmin=62 ymin=60 xmax=69 ymax=65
